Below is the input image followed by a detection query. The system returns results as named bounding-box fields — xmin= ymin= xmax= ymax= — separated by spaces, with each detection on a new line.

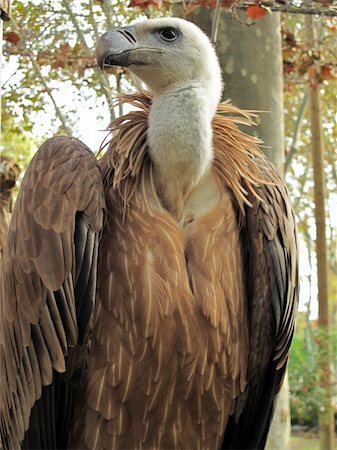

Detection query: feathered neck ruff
xmin=99 ymin=90 xmax=269 ymax=220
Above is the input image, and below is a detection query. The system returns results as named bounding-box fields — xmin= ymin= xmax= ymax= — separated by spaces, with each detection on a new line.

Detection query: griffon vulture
xmin=0 ymin=17 xmax=298 ymax=450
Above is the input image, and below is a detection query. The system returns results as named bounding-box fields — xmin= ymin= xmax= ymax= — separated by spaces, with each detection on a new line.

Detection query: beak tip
xmin=96 ymin=27 xmax=136 ymax=70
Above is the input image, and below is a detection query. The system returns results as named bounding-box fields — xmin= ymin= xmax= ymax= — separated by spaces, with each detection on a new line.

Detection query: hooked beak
xmin=95 ymin=26 xmax=137 ymax=69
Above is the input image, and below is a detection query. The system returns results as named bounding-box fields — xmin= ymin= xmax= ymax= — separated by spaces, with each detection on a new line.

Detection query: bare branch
xmin=285 ymin=90 xmax=308 ymax=172
xmin=30 ymin=56 xmax=72 ymax=134
xmin=211 ymin=0 xmax=222 ymax=45
xmin=9 ymin=17 xmax=72 ymax=135
xmin=61 ymin=0 xmax=115 ymax=120
xmin=100 ymin=1 xmax=114 ymax=30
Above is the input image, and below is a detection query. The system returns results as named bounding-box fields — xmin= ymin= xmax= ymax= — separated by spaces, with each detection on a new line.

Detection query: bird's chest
xmin=86 ymin=175 xmax=248 ymax=450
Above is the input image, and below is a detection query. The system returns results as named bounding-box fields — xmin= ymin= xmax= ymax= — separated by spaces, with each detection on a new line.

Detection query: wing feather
xmin=222 ymin=161 xmax=298 ymax=449
xmin=0 ymin=136 xmax=105 ymax=449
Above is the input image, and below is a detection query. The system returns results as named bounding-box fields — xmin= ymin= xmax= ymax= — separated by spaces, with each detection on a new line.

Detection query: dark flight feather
xmin=0 ymin=136 xmax=105 ymax=449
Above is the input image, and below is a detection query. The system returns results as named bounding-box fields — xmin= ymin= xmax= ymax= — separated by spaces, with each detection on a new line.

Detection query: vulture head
xmin=96 ymin=18 xmax=224 ymax=219
xmin=96 ymin=17 xmax=222 ymax=113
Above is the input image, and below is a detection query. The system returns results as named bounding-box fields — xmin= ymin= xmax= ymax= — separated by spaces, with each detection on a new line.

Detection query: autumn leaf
xmin=4 ymin=30 xmax=20 ymax=45
xmin=320 ymin=65 xmax=337 ymax=80
xmin=198 ymin=0 xmax=215 ymax=6
xmin=128 ymin=0 xmax=162 ymax=9
xmin=60 ymin=43 xmax=70 ymax=54
xmin=283 ymin=61 xmax=296 ymax=74
xmin=52 ymin=43 xmax=71 ymax=69
xmin=246 ymin=4 xmax=268 ymax=19
xmin=198 ymin=0 xmax=217 ymax=6
xmin=325 ymin=18 xmax=337 ymax=32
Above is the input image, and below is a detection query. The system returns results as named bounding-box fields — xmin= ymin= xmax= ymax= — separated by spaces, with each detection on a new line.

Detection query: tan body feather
xmin=79 ymin=176 xmax=247 ymax=449
xmin=72 ymin=92 xmax=270 ymax=449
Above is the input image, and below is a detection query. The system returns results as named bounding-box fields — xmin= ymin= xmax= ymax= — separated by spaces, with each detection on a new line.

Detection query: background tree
xmin=2 ymin=0 xmax=160 ymax=141
xmin=282 ymin=10 xmax=337 ymax=449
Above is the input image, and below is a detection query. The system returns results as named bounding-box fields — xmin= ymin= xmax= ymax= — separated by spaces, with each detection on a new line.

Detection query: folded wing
xmin=222 ymin=161 xmax=298 ymax=449
xmin=0 ymin=136 xmax=105 ymax=449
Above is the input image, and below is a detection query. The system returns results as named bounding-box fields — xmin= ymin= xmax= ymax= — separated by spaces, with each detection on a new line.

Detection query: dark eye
xmin=159 ymin=27 xmax=178 ymax=42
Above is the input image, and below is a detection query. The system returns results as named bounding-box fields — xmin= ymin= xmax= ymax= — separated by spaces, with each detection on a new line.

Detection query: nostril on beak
xmin=117 ymin=27 xmax=137 ymax=44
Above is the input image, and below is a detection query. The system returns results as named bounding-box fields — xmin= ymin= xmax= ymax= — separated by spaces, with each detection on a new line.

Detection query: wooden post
xmin=305 ymin=14 xmax=335 ymax=450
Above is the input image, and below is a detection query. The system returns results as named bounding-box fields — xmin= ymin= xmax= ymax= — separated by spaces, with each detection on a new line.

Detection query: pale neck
xmin=151 ymin=80 xmax=219 ymax=118
xmin=147 ymin=84 xmax=216 ymax=220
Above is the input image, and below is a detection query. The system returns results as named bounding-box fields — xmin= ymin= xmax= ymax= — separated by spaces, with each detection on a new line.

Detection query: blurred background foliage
xmin=289 ymin=312 xmax=337 ymax=429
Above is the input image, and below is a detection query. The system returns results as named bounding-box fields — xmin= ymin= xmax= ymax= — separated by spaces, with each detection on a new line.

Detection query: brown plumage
xmin=0 ymin=137 xmax=105 ymax=449
xmin=0 ymin=17 xmax=298 ymax=450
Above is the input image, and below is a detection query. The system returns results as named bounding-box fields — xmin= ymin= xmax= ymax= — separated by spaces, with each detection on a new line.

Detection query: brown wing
xmin=222 ymin=161 xmax=298 ymax=449
xmin=0 ymin=136 xmax=105 ymax=449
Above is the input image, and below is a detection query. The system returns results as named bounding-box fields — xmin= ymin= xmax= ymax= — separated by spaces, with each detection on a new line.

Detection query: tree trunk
xmin=265 ymin=373 xmax=291 ymax=450
xmin=177 ymin=7 xmax=291 ymax=448
xmin=305 ymin=15 xmax=335 ymax=450
xmin=190 ymin=8 xmax=285 ymax=170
